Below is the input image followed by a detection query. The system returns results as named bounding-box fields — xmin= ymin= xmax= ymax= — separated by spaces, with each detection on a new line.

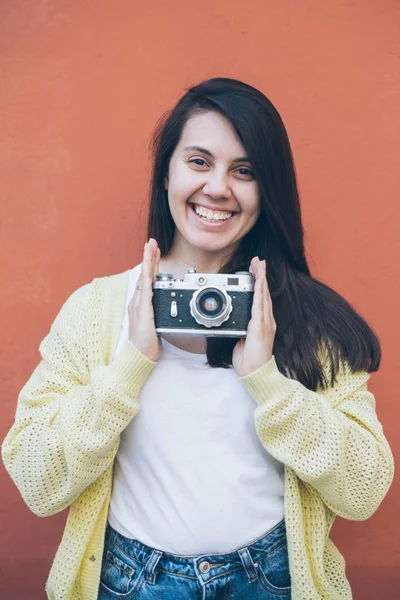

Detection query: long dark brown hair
xmin=146 ymin=77 xmax=381 ymax=391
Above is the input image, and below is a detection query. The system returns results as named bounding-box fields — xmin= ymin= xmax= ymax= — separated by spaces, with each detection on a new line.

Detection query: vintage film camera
xmin=152 ymin=267 xmax=255 ymax=337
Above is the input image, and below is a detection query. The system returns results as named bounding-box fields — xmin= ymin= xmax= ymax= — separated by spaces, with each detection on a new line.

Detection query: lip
xmin=190 ymin=202 xmax=238 ymax=214
xmin=188 ymin=202 xmax=237 ymax=228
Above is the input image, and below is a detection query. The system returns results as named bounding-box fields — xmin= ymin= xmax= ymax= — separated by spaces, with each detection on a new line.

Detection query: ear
xmin=164 ymin=175 xmax=168 ymax=190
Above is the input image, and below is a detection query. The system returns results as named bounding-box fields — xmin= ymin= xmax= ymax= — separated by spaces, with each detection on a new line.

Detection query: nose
xmin=202 ymin=169 xmax=232 ymax=200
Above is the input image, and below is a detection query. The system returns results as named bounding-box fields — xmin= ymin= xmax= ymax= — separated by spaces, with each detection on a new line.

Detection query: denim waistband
xmin=104 ymin=519 xmax=287 ymax=580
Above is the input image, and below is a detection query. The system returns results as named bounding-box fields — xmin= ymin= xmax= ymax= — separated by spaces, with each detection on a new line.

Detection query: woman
xmin=2 ymin=77 xmax=394 ymax=600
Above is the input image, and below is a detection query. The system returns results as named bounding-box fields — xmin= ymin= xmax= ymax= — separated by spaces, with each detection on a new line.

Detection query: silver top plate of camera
xmin=154 ymin=267 xmax=254 ymax=290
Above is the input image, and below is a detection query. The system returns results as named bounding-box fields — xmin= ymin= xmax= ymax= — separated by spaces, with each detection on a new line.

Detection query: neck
xmin=162 ymin=256 xmax=222 ymax=275
xmin=159 ymin=235 xmax=237 ymax=278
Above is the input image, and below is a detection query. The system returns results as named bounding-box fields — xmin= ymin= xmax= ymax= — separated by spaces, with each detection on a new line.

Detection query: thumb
xmin=235 ymin=338 xmax=244 ymax=350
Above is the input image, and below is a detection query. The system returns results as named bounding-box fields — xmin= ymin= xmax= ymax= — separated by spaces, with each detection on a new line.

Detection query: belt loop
xmin=144 ymin=549 xmax=163 ymax=584
xmin=237 ymin=547 xmax=259 ymax=584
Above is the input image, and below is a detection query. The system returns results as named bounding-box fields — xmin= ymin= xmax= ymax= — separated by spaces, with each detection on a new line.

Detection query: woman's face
xmin=164 ymin=111 xmax=261 ymax=258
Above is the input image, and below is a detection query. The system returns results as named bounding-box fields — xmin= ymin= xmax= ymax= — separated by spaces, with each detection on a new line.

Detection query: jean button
xmin=199 ymin=560 xmax=211 ymax=573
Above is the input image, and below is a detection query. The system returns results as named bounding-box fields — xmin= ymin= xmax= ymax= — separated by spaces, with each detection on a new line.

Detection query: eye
xmin=189 ymin=159 xmax=254 ymax=179
xmin=236 ymin=167 xmax=254 ymax=178
xmin=188 ymin=158 xmax=207 ymax=167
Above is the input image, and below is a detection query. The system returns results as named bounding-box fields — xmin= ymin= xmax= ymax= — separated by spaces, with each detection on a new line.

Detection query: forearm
xmin=241 ymin=356 xmax=394 ymax=520
xmin=2 ymin=341 xmax=156 ymax=517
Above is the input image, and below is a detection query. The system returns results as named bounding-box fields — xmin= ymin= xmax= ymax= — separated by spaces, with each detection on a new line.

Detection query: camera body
xmin=152 ymin=267 xmax=254 ymax=337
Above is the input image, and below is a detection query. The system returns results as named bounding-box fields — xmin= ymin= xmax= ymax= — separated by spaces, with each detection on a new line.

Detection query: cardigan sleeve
xmin=1 ymin=281 xmax=156 ymax=518
xmin=240 ymin=353 xmax=394 ymax=521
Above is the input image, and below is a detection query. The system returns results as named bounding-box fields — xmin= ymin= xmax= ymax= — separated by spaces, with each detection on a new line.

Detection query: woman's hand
xmin=232 ymin=257 xmax=276 ymax=377
xmin=128 ymin=238 xmax=162 ymax=362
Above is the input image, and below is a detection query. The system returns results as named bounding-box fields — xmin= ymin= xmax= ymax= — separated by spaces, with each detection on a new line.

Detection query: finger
xmin=262 ymin=262 xmax=275 ymax=329
xmin=153 ymin=245 xmax=160 ymax=282
xmin=266 ymin=283 xmax=275 ymax=327
xmin=133 ymin=241 xmax=148 ymax=305
xmin=258 ymin=260 xmax=267 ymax=325
xmin=149 ymin=238 xmax=159 ymax=282
xmin=250 ymin=259 xmax=263 ymax=323
xmin=259 ymin=261 xmax=267 ymax=325
xmin=141 ymin=239 xmax=153 ymax=298
xmin=259 ymin=260 xmax=270 ymax=327
xmin=133 ymin=271 xmax=143 ymax=303
xmin=263 ymin=278 xmax=269 ymax=325
xmin=263 ymin=261 xmax=274 ymax=323
xmin=249 ymin=256 xmax=258 ymax=275
xmin=130 ymin=272 xmax=142 ymax=315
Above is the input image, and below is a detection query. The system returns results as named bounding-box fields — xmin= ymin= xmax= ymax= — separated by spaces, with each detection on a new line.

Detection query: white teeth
xmin=193 ymin=205 xmax=233 ymax=221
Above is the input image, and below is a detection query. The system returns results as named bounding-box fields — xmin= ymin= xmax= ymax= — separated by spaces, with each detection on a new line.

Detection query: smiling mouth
xmin=188 ymin=203 xmax=238 ymax=221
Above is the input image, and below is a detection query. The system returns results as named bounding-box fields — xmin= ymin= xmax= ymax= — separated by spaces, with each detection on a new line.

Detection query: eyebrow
xmin=182 ymin=145 xmax=251 ymax=164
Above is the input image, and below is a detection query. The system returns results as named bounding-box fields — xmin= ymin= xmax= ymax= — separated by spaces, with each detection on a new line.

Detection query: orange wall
xmin=1 ymin=2 xmax=399 ymax=598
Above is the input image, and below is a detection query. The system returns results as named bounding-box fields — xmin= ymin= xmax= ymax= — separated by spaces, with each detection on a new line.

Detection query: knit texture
xmin=1 ymin=269 xmax=394 ymax=600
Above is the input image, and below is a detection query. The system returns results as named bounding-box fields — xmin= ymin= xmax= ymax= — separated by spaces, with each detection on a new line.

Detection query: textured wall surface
xmin=0 ymin=1 xmax=399 ymax=598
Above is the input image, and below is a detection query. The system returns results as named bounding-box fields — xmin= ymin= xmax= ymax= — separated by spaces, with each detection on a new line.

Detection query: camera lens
xmin=196 ymin=288 xmax=226 ymax=317
xmin=189 ymin=286 xmax=233 ymax=328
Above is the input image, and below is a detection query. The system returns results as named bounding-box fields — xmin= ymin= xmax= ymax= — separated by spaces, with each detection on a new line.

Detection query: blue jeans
xmin=98 ymin=518 xmax=291 ymax=599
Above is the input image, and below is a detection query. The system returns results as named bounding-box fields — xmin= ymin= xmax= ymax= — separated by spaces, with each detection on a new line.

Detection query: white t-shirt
xmin=107 ymin=264 xmax=285 ymax=554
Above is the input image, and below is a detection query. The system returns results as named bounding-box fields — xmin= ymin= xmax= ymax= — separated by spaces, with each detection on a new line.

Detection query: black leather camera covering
xmin=152 ymin=288 xmax=253 ymax=332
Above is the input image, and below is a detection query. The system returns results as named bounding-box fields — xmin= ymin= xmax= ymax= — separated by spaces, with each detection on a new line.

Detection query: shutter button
xmin=199 ymin=561 xmax=211 ymax=573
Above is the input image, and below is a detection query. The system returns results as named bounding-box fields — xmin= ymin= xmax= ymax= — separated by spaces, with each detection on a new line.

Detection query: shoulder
xmin=51 ymin=265 xmax=141 ymax=331
xmin=96 ymin=264 xmax=142 ymax=312
xmin=43 ymin=266 xmax=141 ymax=366
xmin=93 ymin=264 xmax=142 ymax=292
xmin=72 ymin=264 xmax=142 ymax=302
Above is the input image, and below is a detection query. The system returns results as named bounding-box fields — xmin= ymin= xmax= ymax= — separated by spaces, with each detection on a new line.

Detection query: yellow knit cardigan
xmin=1 ymin=270 xmax=394 ymax=600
